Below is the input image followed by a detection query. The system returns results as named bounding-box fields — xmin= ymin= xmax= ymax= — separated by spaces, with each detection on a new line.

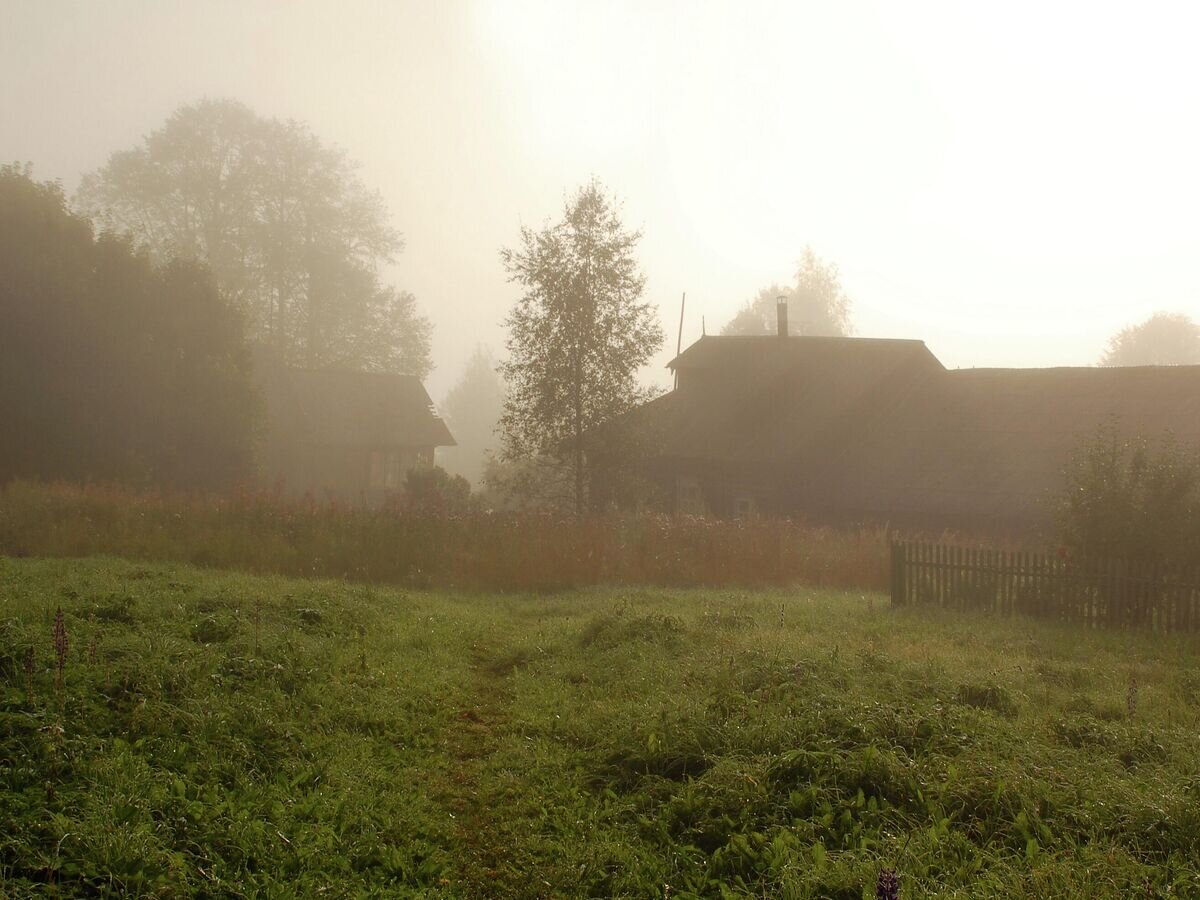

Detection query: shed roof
xmin=260 ymin=362 xmax=455 ymax=448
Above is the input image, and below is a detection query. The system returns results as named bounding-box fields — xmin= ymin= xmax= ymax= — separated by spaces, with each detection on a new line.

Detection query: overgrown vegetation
xmin=0 ymin=481 xmax=891 ymax=592
xmin=1057 ymin=422 xmax=1200 ymax=567
xmin=2 ymin=556 xmax=1198 ymax=897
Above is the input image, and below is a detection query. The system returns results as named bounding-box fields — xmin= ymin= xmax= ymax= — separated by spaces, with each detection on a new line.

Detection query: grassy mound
xmin=2 ymin=556 xmax=1198 ymax=897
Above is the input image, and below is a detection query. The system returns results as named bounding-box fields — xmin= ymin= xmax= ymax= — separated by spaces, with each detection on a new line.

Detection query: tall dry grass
xmin=0 ymin=480 xmax=895 ymax=592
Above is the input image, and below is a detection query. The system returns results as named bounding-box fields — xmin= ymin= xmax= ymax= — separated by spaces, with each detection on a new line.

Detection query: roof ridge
xmin=667 ymin=333 xmax=937 ymax=370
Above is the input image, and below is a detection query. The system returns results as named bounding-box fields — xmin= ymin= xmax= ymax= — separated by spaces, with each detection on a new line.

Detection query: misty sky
xmin=5 ymin=0 xmax=1200 ymax=398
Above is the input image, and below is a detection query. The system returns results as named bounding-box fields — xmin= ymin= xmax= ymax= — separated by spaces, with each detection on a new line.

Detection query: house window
xmin=369 ymin=449 xmax=404 ymax=489
xmin=733 ymin=494 xmax=756 ymax=520
xmin=676 ymin=475 xmax=704 ymax=516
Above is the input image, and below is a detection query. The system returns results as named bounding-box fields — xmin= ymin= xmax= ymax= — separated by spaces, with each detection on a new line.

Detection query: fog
xmin=5 ymin=0 xmax=1200 ymax=398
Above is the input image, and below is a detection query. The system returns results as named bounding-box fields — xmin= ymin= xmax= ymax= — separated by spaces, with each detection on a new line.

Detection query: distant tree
xmin=0 ymin=164 xmax=255 ymax=488
xmin=723 ymin=246 xmax=851 ymax=337
xmin=77 ymin=98 xmax=432 ymax=378
xmin=439 ymin=347 xmax=505 ymax=487
xmin=1056 ymin=421 xmax=1200 ymax=567
xmin=499 ymin=180 xmax=664 ymax=515
xmin=1099 ymin=312 xmax=1200 ymax=367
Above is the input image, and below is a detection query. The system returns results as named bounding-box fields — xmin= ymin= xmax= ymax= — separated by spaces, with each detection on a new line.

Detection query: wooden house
xmin=254 ymin=353 xmax=455 ymax=504
xmin=633 ymin=305 xmax=1200 ymax=532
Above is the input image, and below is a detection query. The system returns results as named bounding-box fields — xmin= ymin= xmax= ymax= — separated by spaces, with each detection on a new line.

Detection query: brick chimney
xmin=776 ymin=295 xmax=788 ymax=337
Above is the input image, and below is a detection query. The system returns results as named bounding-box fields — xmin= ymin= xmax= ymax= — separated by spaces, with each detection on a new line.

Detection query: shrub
xmin=400 ymin=466 xmax=472 ymax=518
xmin=1056 ymin=422 xmax=1200 ymax=567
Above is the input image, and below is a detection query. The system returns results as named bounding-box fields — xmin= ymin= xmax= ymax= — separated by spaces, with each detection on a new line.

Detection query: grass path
xmin=439 ymin=641 xmax=530 ymax=898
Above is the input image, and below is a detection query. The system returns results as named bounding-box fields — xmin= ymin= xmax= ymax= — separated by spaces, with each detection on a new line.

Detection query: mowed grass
xmin=2 ymin=556 xmax=1199 ymax=898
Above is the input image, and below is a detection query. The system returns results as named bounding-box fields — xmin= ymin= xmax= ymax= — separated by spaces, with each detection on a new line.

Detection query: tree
xmin=439 ymin=347 xmax=505 ymax=487
xmin=1056 ymin=421 xmax=1200 ymax=567
xmin=0 ymin=164 xmax=256 ymax=488
xmin=77 ymin=98 xmax=432 ymax=378
xmin=723 ymin=246 xmax=851 ymax=336
xmin=499 ymin=181 xmax=664 ymax=515
xmin=1099 ymin=312 xmax=1200 ymax=367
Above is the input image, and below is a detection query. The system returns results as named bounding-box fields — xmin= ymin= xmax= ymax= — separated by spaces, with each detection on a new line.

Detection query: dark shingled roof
xmin=666 ymin=334 xmax=941 ymax=372
xmin=653 ymin=335 xmax=944 ymax=463
xmin=261 ymin=363 xmax=455 ymax=449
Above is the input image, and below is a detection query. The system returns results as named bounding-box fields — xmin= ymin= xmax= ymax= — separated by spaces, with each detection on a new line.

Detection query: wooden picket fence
xmin=890 ymin=542 xmax=1200 ymax=633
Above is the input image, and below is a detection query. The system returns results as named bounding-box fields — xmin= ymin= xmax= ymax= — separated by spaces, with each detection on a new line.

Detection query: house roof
xmin=648 ymin=335 xmax=945 ymax=464
xmin=666 ymin=334 xmax=941 ymax=371
xmin=259 ymin=361 xmax=455 ymax=449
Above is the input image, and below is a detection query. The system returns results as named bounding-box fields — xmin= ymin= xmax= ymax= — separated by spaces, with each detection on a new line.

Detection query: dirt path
xmin=437 ymin=645 xmax=539 ymax=899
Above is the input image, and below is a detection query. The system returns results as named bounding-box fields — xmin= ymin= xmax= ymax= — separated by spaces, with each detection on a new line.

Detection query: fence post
xmin=890 ymin=543 xmax=901 ymax=606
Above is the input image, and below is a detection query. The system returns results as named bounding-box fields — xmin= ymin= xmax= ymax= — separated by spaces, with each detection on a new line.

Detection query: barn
xmin=633 ymin=307 xmax=1200 ymax=532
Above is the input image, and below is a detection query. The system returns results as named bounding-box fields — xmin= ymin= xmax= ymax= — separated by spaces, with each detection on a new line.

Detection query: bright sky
xmin=4 ymin=0 xmax=1200 ymax=397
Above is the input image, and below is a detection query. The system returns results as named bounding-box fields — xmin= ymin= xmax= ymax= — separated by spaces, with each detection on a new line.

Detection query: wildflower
xmin=876 ymin=867 xmax=900 ymax=900
xmin=53 ymin=607 xmax=68 ymax=690
xmin=23 ymin=646 xmax=34 ymax=702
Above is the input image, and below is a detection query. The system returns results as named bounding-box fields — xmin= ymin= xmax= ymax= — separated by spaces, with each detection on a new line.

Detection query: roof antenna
xmin=702 ymin=315 xmax=706 ymax=336
xmin=674 ymin=291 xmax=686 ymax=389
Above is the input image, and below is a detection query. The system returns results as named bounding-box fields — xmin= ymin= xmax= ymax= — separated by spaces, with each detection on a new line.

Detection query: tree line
xmin=0 ymin=164 xmax=255 ymax=488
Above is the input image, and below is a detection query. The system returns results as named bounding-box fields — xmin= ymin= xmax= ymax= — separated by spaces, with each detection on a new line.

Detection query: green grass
xmin=2 ymin=556 xmax=1199 ymax=898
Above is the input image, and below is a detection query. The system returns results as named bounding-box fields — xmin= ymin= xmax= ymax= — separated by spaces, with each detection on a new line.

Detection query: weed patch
xmin=956 ymin=682 xmax=1018 ymax=717
xmin=578 ymin=611 xmax=685 ymax=649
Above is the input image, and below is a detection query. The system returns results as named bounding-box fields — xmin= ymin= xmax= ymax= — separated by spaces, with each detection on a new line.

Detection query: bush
xmin=1056 ymin=422 xmax=1200 ymax=567
xmin=401 ymin=466 xmax=472 ymax=518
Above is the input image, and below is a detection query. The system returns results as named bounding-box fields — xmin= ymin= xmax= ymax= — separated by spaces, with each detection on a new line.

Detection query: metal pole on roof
xmin=674 ymin=292 xmax=686 ymax=389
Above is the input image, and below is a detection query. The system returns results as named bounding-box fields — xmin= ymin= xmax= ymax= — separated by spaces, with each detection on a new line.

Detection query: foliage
xmin=2 ymin=555 xmax=1199 ymax=897
xmin=1099 ymin=312 xmax=1200 ymax=367
xmin=499 ymin=180 xmax=664 ymax=515
xmin=478 ymin=453 xmax=574 ymax=512
xmin=438 ymin=346 xmax=505 ymax=487
xmin=0 ymin=165 xmax=256 ymax=490
xmin=723 ymin=246 xmax=852 ymax=337
xmin=76 ymin=98 xmax=432 ymax=378
xmin=1056 ymin=422 xmax=1200 ymax=567
xmin=400 ymin=466 xmax=473 ymax=518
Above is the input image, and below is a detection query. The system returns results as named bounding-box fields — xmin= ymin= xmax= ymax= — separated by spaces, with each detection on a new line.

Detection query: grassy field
xmin=2 ymin=556 xmax=1199 ymax=898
